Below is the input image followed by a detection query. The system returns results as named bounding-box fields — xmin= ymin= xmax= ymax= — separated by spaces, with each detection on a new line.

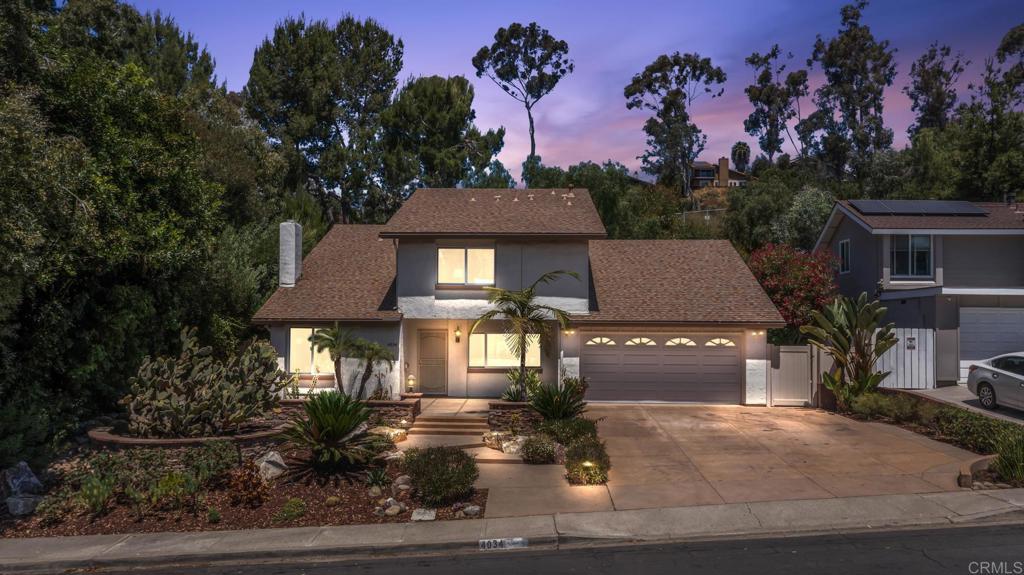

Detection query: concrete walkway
xmin=4 ymin=489 xmax=1024 ymax=573
xmin=907 ymin=385 xmax=1024 ymax=424
xmin=419 ymin=398 xmax=491 ymax=418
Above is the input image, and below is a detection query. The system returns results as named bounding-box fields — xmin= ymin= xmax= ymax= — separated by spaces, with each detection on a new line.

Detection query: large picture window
xmin=891 ymin=235 xmax=932 ymax=278
xmin=437 ymin=247 xmax=494 ymax=285
xmin=469 ymin=333 xmax=540 ymax=368
xmin=289 ymin=328 xmax=334 ymax=374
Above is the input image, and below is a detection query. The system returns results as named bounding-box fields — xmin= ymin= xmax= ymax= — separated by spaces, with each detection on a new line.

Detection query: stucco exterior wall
xmin=829 ymin=217 xmax=879 ymax=299
xmin=944 ymin=236 xmax=1024 ymax=288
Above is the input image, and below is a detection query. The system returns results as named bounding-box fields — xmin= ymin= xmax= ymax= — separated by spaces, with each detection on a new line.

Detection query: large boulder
xmin=256 ymin=451 xmax=287 ymax=482
xmin=483 ymin=430 xmax=511 ymax=450
xmin=6 ymin=495 xmax=42 ymax=516
xmin=3 ymin=462 xmax=43 ymax=497
xmin=501 ymin=435 xmax=528 ymax=456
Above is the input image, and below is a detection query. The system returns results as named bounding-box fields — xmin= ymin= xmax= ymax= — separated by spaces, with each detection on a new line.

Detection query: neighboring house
xmin=815 ymin=198 xmax=1024 ymax=385
xmin=691 ymin=157 xmax=751 ymax=191
xmin=254 ymin=188 xmax=783 ymax=403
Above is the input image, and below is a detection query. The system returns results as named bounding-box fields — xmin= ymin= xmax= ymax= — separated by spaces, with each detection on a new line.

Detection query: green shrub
xmin=273 ymin=498 xmax=306 ymax=522
xmin=933 ymin=407 xmax=1018 ymax=454
xmin=520 ymin=435 xmax=556 ymax=464
xmin=152 ymin=471 xmax=200 ymax=513
xmin=885 ymin=394 xmax=919 ymax=423
xmin=402 ymin=446 xmax=479 ymax=506
xmin=501 ymin=369 xmax=542 ymax=402
xmin=538 ymin=417 xmax=599 ymax=445
xmin=850 ymin=393 xmax=889 ymax=419
xmin=121 ymin=328 xmax=288 ymax=438
xmin=189 ymin=440 xmax=240 ymax=488
xmin=207 ymin=507 xmax=222 ymax=524
xmin=78 ymin=473 xmax=115 ymax=515
xmin=531 ymin=383 xmax=587 ymax=420
xmin=365 ymin=467 xmax=391 ymax=488
xmin=282 ymin=391 xmax=376 ymax=472
xmin=993 ymin=433 xmax=1024 ymax=483
xmin=564 ymin=437 xmax=611 ymax=485
xmin=916 ymin=400 xmax=942 ymax=426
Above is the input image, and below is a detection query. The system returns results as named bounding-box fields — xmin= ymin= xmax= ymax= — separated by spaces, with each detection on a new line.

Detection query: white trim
xmin=879 ymin=287 xmax=942 ymax=300
xmin=398 ymin=296 xmax=590 ymax=319
xmin=871 ymin=228 xmax=1024 ymax=236
xmin=942 ymin=288 xmax=1024 ymax=296
xmin=889 ymin=234 xmax=934 ymax=280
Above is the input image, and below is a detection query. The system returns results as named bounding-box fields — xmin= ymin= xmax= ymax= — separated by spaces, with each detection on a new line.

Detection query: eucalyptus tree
xmin=743 ymin=45 xmax=808 ymax=161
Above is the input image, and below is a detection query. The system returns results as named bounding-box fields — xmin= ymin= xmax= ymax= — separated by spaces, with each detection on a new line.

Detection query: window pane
xmin=525 ymin=334 xmax=540 ymax=367
xmin=437 ymin=248 xmax=465 ymax=283
xmin=313 ymin=343 xmax=334 ymax=374
xmin=289 ymin=328 xmax=312 ymax=373
xmin=486 ymin=334 xmax=519 ymax=367
xmin=912 ymin=235 xmax=931 ymax=276
xmin=891 ymin=235 xmax=910 ymax=276
xmin=469 ymin=333 xmax=486 ymax=367
xmin=466 ymin=248 xmax=494 ymax=285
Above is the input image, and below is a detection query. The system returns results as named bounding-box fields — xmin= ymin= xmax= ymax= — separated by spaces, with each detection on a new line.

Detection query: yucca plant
xmin=531 ymin=383 xmax=587 ymax=420
xmin=282 ymin=391 xmax=376 ymax=473
xmin=800 ymin=292 xmax=898 ymax=412
xmin=473 ymin=270 xmax=579 ymax=401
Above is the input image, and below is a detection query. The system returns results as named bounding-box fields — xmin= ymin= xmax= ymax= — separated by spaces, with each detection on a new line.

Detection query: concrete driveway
xmin=479 ymin=404 xmax=977 ymax=518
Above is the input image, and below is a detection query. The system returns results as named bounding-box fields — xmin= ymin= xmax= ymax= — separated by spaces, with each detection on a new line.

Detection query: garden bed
xmin=1 ymin=463 xmax=487 ymax=538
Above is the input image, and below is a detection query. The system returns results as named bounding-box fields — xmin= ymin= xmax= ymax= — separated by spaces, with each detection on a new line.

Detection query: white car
xmin=967 ymin=352 xmax=1024 ymax=411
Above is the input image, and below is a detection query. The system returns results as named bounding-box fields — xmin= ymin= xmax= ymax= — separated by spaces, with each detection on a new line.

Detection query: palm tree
xmin=309 ymin=323 xmax=356 ymax=394
xmin=472 ymin=270 xmax=579 ymax=401
xmin=351 ymin=340 xmax=396 ymax=400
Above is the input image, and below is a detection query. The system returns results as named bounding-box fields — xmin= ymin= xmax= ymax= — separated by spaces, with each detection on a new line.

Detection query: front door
xmin=418 ymin=330 xmax=448 ymax=395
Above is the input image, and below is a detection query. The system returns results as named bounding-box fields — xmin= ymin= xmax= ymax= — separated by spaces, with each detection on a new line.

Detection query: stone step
xmin=412 ymin=421 xmax=489 ymax=429
xmin=416 ymin=416 xmax=488 ymax=424
xmin=408 ymin=428 xmax=486 ymax=436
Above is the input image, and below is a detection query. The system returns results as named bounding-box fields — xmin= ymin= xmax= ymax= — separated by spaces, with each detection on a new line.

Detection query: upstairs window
xmin=838 ymin=239 xmax=851 ymax=274
xmin=438 ymin=247 xmax=494 ymax=285
xmin=891 ymin=235 xmax=932 ymax=279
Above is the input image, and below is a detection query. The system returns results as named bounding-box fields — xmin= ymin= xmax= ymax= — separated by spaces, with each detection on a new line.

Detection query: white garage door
xmin=580 ymin=333 xmax=742 ymax=402
xmin=959 ymin=307 xmax=1024 ymax=380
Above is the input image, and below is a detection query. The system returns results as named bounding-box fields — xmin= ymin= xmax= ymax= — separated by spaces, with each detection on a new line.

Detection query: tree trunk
xmin=356 ymin=363 xmax=373 ymax=400
xmin=526 ymin=105 xmax=536 ymax=160
xmin=519 ymin=336 xmax=528 ymax=402
xmin=334 ymin=359 xmax=345 ymax=396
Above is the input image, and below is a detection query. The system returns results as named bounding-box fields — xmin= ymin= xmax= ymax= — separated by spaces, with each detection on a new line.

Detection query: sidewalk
xmin=3 ymin=488 xmax=1024 ymax=573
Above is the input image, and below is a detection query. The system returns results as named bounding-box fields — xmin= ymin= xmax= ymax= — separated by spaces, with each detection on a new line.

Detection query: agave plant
xmin=800 ymin=292 xmax=898 ymax=412
xmin=530 ymin=382 xmax=587 ymax=420
xmin=282 ymin=391 xmax=376 ymax=473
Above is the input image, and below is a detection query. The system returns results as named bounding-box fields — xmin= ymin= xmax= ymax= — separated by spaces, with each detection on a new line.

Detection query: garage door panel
xmin=581 ymin=331 xmax=742 ymax=403
xmin=959 ymin=307 xmax=1024 ymax=380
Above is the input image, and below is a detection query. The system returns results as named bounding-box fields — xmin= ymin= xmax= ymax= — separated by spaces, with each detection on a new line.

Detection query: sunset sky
xmin=130 ymin=0 xmax=1023 ymax=180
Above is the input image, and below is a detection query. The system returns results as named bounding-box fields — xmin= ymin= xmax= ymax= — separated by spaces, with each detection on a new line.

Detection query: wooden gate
xmin=768 ymin=345 xmax=814 ymax=407
xmin=878 ymin=328 xmax=935 ymax=390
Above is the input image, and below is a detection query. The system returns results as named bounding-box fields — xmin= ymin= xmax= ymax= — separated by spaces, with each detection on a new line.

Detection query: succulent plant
xmin=121 ymin=327 xmax=288 ymax=438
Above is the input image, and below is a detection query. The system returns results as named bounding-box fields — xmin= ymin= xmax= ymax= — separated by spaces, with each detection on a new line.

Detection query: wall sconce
xmin=563 ymin=329 xmax=576 ymax=336
xmin=406 ymin=374 xmax=416 ymax=392
xmin=454 ymin=326 xmax=462 ymax=343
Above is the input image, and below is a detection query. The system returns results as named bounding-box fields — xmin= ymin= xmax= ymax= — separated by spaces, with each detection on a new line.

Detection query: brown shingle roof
xmin=252 ymin=225 xmax=399 ymax=323
xmin=380 ymin=188 xmax=607 ymax=238
xmin=580 ymin=240 xmax=784 ymax=326
xmin=840 ymin=201 xmax=1024 ymax=230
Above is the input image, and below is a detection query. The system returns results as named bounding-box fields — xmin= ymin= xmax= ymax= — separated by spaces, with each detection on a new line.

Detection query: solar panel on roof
xmin=849 ymin=199 xmax=986 ymax=216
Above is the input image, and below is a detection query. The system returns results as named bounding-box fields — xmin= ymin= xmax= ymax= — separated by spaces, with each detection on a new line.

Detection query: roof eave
xmin=378 ymin=231 xmax=608 ymax=240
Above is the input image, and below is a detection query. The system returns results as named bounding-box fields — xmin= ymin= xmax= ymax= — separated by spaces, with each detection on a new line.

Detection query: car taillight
xmin=969 ymin=364 xmax=979 ymax=373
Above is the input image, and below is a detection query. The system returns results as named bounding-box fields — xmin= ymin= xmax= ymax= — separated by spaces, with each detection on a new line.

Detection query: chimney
xmin=279 ymin=221 xmax=303 ymax=287
xmin=718 ymin=157 xmax=730 ymax=188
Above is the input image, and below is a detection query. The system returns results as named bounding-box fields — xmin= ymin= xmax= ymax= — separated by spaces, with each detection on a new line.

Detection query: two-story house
xmin=815 ymin=199 xmax=1024 ymax=386
xmin=254 ymin=188 xmax=783 ymax=404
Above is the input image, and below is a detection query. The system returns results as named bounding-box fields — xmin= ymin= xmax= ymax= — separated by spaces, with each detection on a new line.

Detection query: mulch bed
xmin=1 ymin=465 xmax=487 ymax=538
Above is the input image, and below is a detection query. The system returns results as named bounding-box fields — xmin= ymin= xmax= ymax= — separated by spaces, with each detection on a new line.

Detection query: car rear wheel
xmin=977 ymin=383 xmax=997 ymax=410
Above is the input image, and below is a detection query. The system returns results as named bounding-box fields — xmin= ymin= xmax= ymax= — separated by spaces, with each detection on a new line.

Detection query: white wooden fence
xmin=877 ymin=327 xmax=935 ymax=390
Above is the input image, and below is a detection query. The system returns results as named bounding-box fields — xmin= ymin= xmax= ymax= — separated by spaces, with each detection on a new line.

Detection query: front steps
xmin=408 ymin=415 xmax=489 ymax=436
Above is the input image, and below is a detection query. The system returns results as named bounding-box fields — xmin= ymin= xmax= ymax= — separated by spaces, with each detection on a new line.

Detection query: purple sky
xmin=131 ymin=0 xmax=1022 ymax=180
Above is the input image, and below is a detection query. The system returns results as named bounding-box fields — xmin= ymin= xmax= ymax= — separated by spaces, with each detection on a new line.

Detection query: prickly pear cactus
xmin=121 ymin=327 xmax=288 ymax=438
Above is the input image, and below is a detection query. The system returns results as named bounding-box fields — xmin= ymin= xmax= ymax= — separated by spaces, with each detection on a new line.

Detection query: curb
xmin=957 ymin=454 xmax=998 ymax=488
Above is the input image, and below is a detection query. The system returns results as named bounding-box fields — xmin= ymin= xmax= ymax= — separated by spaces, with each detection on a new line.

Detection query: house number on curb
xmin=479 ymin=537 xmax=528 ymax=550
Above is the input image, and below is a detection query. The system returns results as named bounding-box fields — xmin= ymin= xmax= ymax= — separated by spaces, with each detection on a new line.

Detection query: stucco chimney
xmin=279 ymin=221 xmax=302 ymax=287
xmin=718 ymin=157 xmax=730 ymax=187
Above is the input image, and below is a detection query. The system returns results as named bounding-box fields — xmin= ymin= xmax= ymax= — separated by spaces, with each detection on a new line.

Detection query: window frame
xmin=436 ymin=246 xmax=495 ymax=287
xmin=468 ymin=333 xmax=541 ymax=369
xmin=890 ymin=234 xmax=933 ymax=280
xmin=838 ymin=239 xmax=851 ymax=274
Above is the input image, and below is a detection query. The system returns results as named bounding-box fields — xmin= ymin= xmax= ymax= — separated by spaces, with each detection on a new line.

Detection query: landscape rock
xmin=394 ymin=475 xmax=412 ymax=487
xmin=411 ymin=508 xmax=436 ymax=521
xmin=384 ymin=505 xmax=402 ymax=516
xmin=500 ymin=435 xmax=528 ymax=455
xmin=3 ymin=462 xmax=43 ymax=496
xmin=368 ymin=485 xmax=383 ymax=497
xmin=483 ymin=430 xmax=511 ymax=450
xmin=463 ymin=504 xmax=481 ymax=517
xmin=383 ymin=450 xmax=405 ymax=462
xmin=369 ymin=426 xmax=408 ymax=443
xmin=256 ymin=451 xmax=287 ymax=481
xmin=325 ymin=496 xmax=340 ymax=507
xmin=6 ymin=495 xmax=42 ymax=516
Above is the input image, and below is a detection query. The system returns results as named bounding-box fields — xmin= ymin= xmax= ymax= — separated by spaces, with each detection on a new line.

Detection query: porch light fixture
xmin=563 ymin=329 xmax=576 ymax=336
xmin=454 ymin=326 xmax=462 ymax=343
xmin=406 ymin=374 xmax=416 ymax=392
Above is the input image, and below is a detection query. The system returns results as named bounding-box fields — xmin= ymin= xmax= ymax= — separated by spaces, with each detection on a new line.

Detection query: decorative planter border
xmin=87 ymin=426 xmax=285 ymax=449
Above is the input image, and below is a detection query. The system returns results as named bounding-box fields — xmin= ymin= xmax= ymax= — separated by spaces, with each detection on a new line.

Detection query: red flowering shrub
xmin=748 ymin=244 xmax=837 ymax=342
